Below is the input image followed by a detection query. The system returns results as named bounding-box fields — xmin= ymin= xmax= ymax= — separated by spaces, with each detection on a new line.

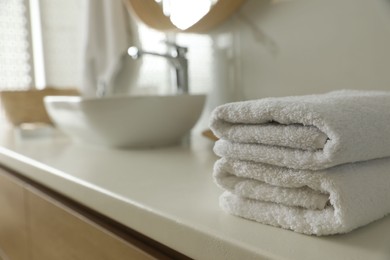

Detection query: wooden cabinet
xmin=27 ymin=187 xmax=158 ymax=260
xmin=0 ymin=168 xmax=29 ymax=260
xmin=0 ymin=167 xmax=186 ymax=260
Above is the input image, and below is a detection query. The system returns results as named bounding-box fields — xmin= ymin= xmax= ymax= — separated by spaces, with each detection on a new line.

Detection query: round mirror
xmin=124 ymin=0 xmax=246 ymax=33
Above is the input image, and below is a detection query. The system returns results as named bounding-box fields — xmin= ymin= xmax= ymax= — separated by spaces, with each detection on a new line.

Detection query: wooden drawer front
xmin=27 ymin=187 xmax=157 ymax=260
xmin=0 ymin=168 xmax=29 ymax=260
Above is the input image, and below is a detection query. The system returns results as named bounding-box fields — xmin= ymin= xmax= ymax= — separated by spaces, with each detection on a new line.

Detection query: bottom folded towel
xmin=214 ymin=158 xmax=390 ymax=235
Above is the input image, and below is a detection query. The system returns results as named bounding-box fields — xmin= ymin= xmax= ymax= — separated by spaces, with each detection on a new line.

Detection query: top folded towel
xmin=210 ymin=90 xmax=390 ymax=170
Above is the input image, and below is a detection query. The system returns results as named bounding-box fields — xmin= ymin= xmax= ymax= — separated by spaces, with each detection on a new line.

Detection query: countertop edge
xmin=0 ymin=146 xmax=270 ymax=260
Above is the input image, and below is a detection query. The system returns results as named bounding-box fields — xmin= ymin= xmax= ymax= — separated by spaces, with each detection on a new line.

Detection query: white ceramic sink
xmin=44 ymin=94 xmax=206 ymax=148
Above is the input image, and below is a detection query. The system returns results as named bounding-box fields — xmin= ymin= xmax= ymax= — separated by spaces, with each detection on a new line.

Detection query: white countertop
xmin=0 ymin=126 xmax=389 ymax=260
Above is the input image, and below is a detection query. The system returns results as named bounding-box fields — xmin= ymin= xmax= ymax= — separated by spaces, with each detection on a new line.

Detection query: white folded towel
xmin=210 ymin=90 xmax=390 ymax=170
xmin=214 ymin=158 xmax=390 ymax=235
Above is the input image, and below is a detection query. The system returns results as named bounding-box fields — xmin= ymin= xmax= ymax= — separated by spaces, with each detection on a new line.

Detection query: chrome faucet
xmin=128 ymin=42 xmax=189 ymax=94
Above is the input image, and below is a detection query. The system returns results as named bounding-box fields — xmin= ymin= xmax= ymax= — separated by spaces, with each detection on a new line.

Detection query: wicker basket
xmin=0 ymin=87 xmax=79 ymax=126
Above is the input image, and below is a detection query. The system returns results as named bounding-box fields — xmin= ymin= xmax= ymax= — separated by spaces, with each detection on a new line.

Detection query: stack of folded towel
xmin=209 ymin=90 xmax=390 ymax=235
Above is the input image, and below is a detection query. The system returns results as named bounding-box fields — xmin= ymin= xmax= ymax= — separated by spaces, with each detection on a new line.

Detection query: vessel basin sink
xmin=44 ymin=94 xmax=206 ymax=148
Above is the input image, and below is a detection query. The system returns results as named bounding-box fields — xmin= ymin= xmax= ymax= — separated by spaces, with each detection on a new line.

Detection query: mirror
xmin=124 ymin=0 xmax=246 ymax=33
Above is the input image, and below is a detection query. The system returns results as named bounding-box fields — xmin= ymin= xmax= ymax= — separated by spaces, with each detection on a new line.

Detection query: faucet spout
xmin=128 ymin=43 xmax=189 ymax=94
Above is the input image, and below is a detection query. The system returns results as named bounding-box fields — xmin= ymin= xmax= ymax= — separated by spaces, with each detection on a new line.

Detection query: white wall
xmin=234 ymin=0 xmax=390 ymax=98
xmin=176 ymin=0 xmax=390 ymax=129
xmin=210 ymin=0 xmax=390 ymax=98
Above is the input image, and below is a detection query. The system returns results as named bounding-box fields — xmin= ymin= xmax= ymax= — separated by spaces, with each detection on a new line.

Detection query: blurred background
xmin=2 ymin=0 xmax=390 ymax=129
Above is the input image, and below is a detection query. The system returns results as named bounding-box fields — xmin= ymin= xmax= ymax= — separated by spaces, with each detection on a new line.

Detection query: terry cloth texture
xmin=210 ymin=90 xmax=390 ymax=170
xmin=210 ymin=90 xmax=390 ymax=235
xmin=214 ymin=158 xmax=390 ymax=235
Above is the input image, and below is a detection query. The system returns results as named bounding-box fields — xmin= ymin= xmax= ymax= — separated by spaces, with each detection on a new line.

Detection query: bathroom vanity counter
xmin=0 ymin=127 xmax=389 ymax=260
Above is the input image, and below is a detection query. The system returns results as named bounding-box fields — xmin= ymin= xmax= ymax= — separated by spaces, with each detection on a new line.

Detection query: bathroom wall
xmin=194 ymin=0 xmax=390 ymax=99
xmin=40 ymin=0 xmax=390 ymax=129
xmin=176 ymin=0 xmax=390 ymax=129
xmin=230 ymin=0 xmax=390 ymax=98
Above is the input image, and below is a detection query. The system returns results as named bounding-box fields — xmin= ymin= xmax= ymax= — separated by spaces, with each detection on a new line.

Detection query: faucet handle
xmin=164 ymin=41 xmax=188 ymax=55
